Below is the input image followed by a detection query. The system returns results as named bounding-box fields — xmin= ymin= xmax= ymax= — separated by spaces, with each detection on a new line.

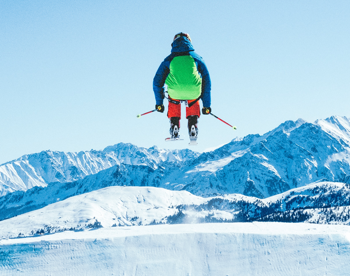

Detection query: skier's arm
xmin=196 ymin=59 xmax=211 ymax=108
xmin=153 ymin=60 xmax=170 ymax=106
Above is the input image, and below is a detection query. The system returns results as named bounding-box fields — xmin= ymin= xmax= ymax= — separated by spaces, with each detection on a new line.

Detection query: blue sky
xmin=1 ymin=0 xmax=349 ymax=164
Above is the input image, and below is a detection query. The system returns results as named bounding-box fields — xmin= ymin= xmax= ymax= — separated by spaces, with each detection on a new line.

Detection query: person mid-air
xmin=153 ymin=32 xmax=212 ymax=144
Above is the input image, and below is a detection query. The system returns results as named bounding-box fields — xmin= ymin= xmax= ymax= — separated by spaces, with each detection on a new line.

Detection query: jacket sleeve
xmin=153 ymin=59 xmax=170 ymax=106
xmin=196 ymin=57 xmax=211 ymax=107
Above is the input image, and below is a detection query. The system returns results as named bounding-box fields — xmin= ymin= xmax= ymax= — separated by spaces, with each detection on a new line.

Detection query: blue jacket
xmin=153 ymin=37 xmax=211 ymax=107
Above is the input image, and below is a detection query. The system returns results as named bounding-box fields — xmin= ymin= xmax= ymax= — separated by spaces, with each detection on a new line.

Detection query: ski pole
xmin=137 ymin=109 xmax=156 ymax=118
xmin=210 ymin=113 xmax=237 ymax=130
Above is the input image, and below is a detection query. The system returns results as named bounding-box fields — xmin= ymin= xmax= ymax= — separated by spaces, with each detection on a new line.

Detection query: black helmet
xmin=173 ymin=32 xmax=191 ymax=42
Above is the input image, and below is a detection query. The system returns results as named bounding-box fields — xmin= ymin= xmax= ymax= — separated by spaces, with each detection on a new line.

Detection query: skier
xmin=153 ymin=32 xmax=211 ymax=143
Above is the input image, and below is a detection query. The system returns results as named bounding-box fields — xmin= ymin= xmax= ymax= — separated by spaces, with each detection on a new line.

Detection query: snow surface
xmin=1 ymin=223 xmax=350 ymax=276
xmin=1 ymin=182 xmax=350 ymax=240
xmin=0 ymin=186 xmax=206 ymax=239
xmin=316 ymin=116 xmax=350 ymax=145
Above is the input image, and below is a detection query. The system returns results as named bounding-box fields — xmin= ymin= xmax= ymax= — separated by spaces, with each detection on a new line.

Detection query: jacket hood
xmin=171 ymin=36 xmax=194 ymax=53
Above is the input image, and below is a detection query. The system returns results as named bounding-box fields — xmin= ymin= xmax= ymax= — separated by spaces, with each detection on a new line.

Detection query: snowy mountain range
xmin=2 ymin=115 xmax=350 ymax=199
xmin=1 ymin=115 xmax=350 ymax=238
xmin=0 ymin=143 xmax=199 ymax=196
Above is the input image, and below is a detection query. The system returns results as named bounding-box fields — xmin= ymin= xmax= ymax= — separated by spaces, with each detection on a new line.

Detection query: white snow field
xmin=2 ymin=182 xmax=350 ymax=241
xmin=0 ymin=186 xmax=208 ymax=239
xmin=1 ymin=222 xmax=350 ymax=276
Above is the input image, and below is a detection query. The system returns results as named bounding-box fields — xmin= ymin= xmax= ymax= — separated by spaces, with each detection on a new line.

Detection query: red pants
xmin=167 ymin=99 xmax=201 ymax=119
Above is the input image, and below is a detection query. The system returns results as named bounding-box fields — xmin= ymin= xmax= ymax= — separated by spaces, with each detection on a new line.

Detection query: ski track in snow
xmin=1 ymin=223 xmax=350 ymax=276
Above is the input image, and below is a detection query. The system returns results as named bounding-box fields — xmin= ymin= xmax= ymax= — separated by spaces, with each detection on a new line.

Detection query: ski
xmin=165 ymin=137 xmax=184 ymax=142
xmin=188 ymin=137 xmax=198 ymax=146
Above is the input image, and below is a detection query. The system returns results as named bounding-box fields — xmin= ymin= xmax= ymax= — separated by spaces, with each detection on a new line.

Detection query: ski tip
xmin=233 ymin=126 xmax=237 ymax=130
xmin=137 ymin=114 xmax=141 ymax=118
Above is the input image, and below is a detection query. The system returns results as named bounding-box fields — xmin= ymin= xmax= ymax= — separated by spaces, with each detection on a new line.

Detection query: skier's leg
xmin=168 ymin=98 xmax=181 ymax=138
xmin=186 ymin=100 xmax=200 ymax=140
xmin=170 ymin=117 xmax=180 ymax=138
xmin=187 ymin=115 xmax=198 ymax=139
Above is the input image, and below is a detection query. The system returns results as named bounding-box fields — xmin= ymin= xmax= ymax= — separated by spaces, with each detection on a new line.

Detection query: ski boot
xmin=188 ymin=116 xmax=198 ymax=145
xmin=169 ymin=117 xmax=180 ymax=139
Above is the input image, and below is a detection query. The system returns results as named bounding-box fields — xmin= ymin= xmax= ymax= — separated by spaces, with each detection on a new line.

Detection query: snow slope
xmin=316 ymin=116 xmax=350 ymax=145
xmin=1 ymin=223 xmax=350 ymax=276
xmin=1 ymin=182 xmax=350 ymax=240
xmin=0 ymin=186 xmax=206 ymax=239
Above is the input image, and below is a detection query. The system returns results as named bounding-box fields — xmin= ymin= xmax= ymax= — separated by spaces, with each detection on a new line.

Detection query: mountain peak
xmin=324 ymin=115 xmax=350 ymax=123
xmin=103 ymin=142 xmax=139 ymax=153
xmin=315 ymin=115 xmax=350 ymax=145
xmin=264 ymin=118 xmax=306 ymax=137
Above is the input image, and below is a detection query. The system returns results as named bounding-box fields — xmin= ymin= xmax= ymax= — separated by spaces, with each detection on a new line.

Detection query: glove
xmin=202 ymin=107 xmax=211 ymax=115
xmin=156 ymin=104 xmax=164 ymax=113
